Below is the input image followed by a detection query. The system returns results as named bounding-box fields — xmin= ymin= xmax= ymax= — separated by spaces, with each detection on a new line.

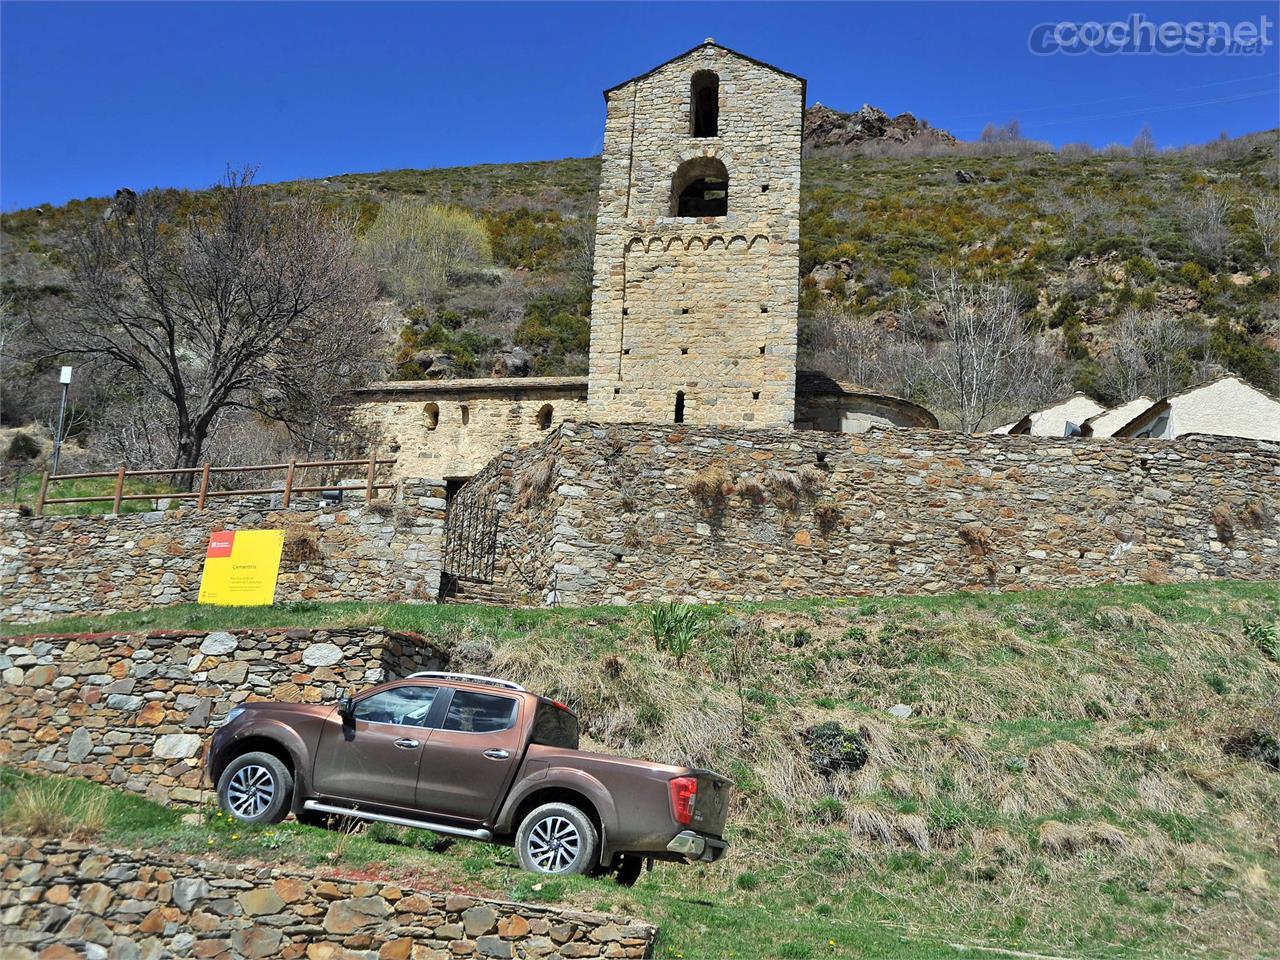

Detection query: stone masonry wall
xmin=2 ymin=837 xmax=657 ymax=959
xmin=0 ymin=628 xmax=444 ymax=805
xmin=351 ymin=377 xmax=588 ymax=483
xmin=487 ymin=422 xmax=1280 ymax=605
xmin=587 ymin=42 xmax=804 ymax=428
xmin=1 ymin=479 xmax=446 ymax=623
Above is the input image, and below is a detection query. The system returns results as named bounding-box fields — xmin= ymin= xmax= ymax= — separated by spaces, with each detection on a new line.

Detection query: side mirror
xmin=337 ymin=696 xmax=353 ymax=721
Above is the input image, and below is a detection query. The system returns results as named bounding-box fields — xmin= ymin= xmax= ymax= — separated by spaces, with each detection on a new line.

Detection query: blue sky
xmin=2 ymin=1 xmax=1277 ymax=210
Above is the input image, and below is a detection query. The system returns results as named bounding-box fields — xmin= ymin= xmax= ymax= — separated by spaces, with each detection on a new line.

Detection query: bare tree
xmin=47 ymin=168 xmax=379 ymax=485
xmin=1103 ymin=311 xmax=1203 ymax=401
xmin=1250 ymin=196 xmax=1280 ymax=266
xmin=912 ymin=272 xmax=1060 ymax=432
xmin=1181 ymin=193 xmax=1233 ymax=266
xmin=0 ymin=295 xmax=22 ymax=426
xmin=1131 ymin=124 xmax=1157 ymax=158
xmin=808 ymin=302 xmax=888 ymax=387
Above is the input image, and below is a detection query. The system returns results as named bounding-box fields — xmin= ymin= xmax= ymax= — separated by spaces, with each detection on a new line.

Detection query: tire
xmin=515 ymin=802 xmax=599 ymax=876
xmin=216 ymin=751 xmax=293 ymax=825
xmin=613 ymin=854 xmax=644 ymax=887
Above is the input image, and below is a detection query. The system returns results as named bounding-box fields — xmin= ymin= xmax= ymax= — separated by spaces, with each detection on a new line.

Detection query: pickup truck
xmin=206 ymin=672 xmax=731 ymax=882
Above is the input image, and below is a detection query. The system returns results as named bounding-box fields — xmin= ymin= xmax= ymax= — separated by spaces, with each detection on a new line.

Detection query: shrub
xmin=4 ymin=432 xmax=40 ymax=462
xmin=1209 ymin=504 xmax=1235 ymax=544
xmin=801 ymin=721 xmax=869 ymax=777
xmin=282 ymin=526 xmax=324 ymax=565
xmin=1241 ymin=498 xmax=1275 ymax=529
xmin=766 ymin=470 xmax=801 ymax=512
xmin=813 ymin=498 xmax=842 ymax=533
xmin=958 ymin=523 xmax=995 ymax=557
xmin=687 ymin=464 xmax=732 ymax=513
xmin=360 ymin=200 xmax=492 ymax=304
xmin=797 ymin=464 xmax=827 ymax=493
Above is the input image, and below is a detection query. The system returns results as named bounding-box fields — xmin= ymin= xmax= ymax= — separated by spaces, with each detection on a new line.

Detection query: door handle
xmin=483 ymin=749 xmax=510 ymax=760
xmin=394 ymin=738 xmax=420 ymax=749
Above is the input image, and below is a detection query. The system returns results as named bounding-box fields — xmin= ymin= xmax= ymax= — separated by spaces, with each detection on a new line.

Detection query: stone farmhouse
xmin=351 ymin=41 xmax=935 ymax=486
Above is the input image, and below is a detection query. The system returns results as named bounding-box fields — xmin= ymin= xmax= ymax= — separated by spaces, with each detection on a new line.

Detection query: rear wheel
xmin=515 ymin=802 xmax=599 ymax=876
xmin=217 ymin=751 xmax=292 ymax=825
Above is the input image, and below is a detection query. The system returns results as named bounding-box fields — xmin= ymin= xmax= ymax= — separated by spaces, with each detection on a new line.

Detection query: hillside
xmin=5 ymin=580 xmax=1279 ymax=958
xmin=2 ymin=128 xmax=1277 ymax=435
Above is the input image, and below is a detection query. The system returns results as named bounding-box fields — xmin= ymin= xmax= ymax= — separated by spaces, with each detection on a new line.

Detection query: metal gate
xmin=442 ymin=488 xmax=499 ymax=584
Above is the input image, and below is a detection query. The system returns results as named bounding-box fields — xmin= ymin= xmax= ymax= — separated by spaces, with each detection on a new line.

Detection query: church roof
xmin=603 ymin=40 xmax=806 ymax=100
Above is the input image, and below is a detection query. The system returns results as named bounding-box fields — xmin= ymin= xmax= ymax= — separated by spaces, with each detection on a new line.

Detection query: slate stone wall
xmin=0 ymin=628 xmax=444 ymax=805
xmin=486 ymin=422 xmax=1280 ymax=605
xmin=1 ymin=837 xmax=657 ymax=959
xmin=0 ymin=479 xmax=447 ymax=623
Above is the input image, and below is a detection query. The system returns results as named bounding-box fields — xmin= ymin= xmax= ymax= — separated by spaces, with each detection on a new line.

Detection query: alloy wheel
xmin=227 ymin=763 xmax=275 ymax=819
xmin=526 ymin=815 xmax=582 ymax=872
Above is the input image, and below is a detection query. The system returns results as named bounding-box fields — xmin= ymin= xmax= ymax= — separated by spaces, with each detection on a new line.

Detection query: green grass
xmin=4 ymin=580 xmax=1279 ymax=959
xmin=6 ymin=470 xmax=180 ymax=516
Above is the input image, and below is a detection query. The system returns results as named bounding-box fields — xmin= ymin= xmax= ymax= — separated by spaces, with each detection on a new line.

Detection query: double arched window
xmin=671 ymin=157 xmax=728 ymax=218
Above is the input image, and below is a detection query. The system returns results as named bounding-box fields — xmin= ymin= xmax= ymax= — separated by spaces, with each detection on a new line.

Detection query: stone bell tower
xmin=586 ymin=41 xmax=805 ymax=427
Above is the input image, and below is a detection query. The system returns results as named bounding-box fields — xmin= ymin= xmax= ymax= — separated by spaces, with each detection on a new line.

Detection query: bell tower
xmin=586 ymin=41 xmax=805 ymax=427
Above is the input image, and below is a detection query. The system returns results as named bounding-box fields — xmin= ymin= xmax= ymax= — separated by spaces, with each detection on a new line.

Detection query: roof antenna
xmin=704 ymin=37 xmax=715 ymax=44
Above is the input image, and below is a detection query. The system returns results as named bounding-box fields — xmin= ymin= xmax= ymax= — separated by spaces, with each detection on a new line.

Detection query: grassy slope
xmin=5 ymin=581 xmax=1279 ymax=959
xmin=5 ymin=135 xmax=1277 ymax=396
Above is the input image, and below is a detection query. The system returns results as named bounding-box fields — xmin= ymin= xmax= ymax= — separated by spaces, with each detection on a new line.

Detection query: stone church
xmin=352 ymin=41 xmax=935 ymax=483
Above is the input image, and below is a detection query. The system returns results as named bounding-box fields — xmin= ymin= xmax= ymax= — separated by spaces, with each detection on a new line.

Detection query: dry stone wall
xmin=2 ymin=837 xmax=657 ymax=959
xmin=1 ymin=480 xmax=446 ymax=623
xmin=587 ymin=43 xmax=804 ymax=428
xmin=486 ymin=422 xmax=1280 ymax=605
xmin=0 ymin=627 xmax=444 ymax=805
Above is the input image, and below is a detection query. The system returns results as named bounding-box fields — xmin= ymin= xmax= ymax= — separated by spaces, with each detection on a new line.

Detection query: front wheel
xmin=515 ymin=802 xmax=599 ymax=876
xmin=217 ymin=751 xmax=293 ymax=824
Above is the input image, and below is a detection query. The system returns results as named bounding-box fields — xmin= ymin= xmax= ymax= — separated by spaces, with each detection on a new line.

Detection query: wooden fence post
xmin=35 ymin=470 xmax=50 ymax=516
xmin=366 ymin=449 xmax=377 ymax=502
xmin=282 ymin=458 xmax=296 ymax=508
xmin=111 ymin=464 xmax=126 ymax=514
xmin=197 ymin=464 xmax=211 ymax=510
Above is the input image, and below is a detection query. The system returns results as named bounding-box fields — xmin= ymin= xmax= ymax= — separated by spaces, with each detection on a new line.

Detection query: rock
xmin=237 ymin=887 xmax=285 ymax=916
xmin=476 ymin=935 xmax=514 ymax=958
xmin=67 ymin=728 xmax=93 ymax=763
xmin=804 ymin=102 xmax=957 ymax=152
xmin=490 ymin=347 xmax=531 ymax=378
xmin=888 ymin=703 xmax=913 ymax=719
xmin=231 ymin=926 xmax=283 ymax=958
xmin=380 ymin=940 xmax=413 ymax=960
xmin=462 ymin=905 xmax=498 ymax=937
xmin=444 ymin=894 xmax=474 ymax=912
xmin=154 ymin=734 xmax=202 ymax=759
xmin=199 ymin=632 xmax=238 ymax=656
xmin=302 ymin=643 xmax=344 ymax=668
xmin=497 ymin=914 xmax=530 ymax=938
xmin=322 ymin=896 xmax=391 ymax=934
xmin=106 ymin=694 xmax=144 ymax=711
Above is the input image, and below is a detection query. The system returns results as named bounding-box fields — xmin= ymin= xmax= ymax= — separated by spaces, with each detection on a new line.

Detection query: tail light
xmin=668 ymin=775 xmax=698 ymax=826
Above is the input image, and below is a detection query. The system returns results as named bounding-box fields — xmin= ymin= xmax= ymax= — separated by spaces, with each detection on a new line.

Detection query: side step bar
xmin=302 ymin=800 xmax=493 ymax=841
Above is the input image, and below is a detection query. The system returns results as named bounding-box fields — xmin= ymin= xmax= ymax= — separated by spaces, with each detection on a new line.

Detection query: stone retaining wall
xmin=0 ymin=479 xmax=447 ymax=623
xmin=487 ymin=421 xmax=1280 ymax=605
xmin=0 ymin=628 xmax=444 ymax=805
xmin=1 ymin=836 xmax=656 ymax=959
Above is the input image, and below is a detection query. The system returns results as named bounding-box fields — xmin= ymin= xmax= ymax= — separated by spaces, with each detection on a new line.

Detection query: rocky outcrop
xmin=0 ymin=627 xmax=445 ymax=805
xmin=803 ymin=103 xmax=958 ymax=153
xmin=1 ymin=836 xmax=657 ymax=959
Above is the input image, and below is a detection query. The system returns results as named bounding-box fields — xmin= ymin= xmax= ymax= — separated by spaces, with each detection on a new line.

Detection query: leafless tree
xmin=0 ymin=295 xmax=22 ymax=425
xmin=46 ymin=168 xmax=380 ymax=486
xmin=564 ymin=216 xmax=597 ymax=294
xmin=1181 ymin=193 xmax=1233 ymax=266
xmin=1250 ymin=196 xmax=1280 ymax=266
xmin=808 ymin=302 xmax=887 ymax=387
xmin=1103 ymin=310 xmax=1203 ymax=402
xmin=912 ymin=272 xmax=1061 ymax=432
xmin=1131 ymin=124 xmax=1157 ymax=158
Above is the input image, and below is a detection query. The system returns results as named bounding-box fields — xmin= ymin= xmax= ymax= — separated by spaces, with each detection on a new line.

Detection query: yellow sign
xmin=197 ymin=530 xmax=285 ymax=606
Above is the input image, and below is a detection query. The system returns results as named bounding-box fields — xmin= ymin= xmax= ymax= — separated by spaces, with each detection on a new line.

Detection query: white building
xmin=1110 ymin=376 xmax=1280 ymax=441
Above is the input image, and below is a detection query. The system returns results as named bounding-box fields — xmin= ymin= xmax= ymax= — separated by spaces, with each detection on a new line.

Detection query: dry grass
xmin=513 ymin=456 xmax=556 ymax=511
xmin=687 ymin=464 xmax=733 ymax=512
xmin=1 ymin=777 xmax=107 ymax=840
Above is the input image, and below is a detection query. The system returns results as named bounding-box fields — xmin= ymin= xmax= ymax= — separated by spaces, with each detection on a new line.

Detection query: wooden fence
xmin=34 ymin=452 xmax=396 ymax=516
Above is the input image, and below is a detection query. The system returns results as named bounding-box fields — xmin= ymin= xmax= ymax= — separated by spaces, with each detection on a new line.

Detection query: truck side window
xmin=442 ymin=691 xmax=518 ymax=734
xmin=531 ymin=702 xmax=580 ymax=749
xmin=353 ymin=685 xmax=438 ymax=727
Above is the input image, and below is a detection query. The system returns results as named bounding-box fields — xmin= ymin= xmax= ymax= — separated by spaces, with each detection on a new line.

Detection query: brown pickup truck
xmin=206 ymin=672 xmax=730 ymax=882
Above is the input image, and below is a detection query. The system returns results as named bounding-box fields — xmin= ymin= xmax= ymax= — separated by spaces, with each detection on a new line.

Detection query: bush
xmin=4 ymin=432 xmax=40 ymax=462
xmin=0 ymin=775 xmax=107 ymax=839
xmin=802 ymin=721 xmax=869 ymax=777
xmin=687 ymin=465 xmax=732 ymax=513
xmin=1244 ymin=619 xmax=1279 ymax=661
xmin=360 ymin=200 xmax=492 ymax=304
